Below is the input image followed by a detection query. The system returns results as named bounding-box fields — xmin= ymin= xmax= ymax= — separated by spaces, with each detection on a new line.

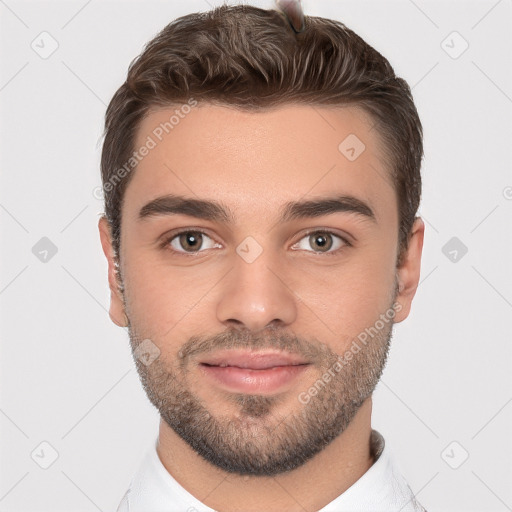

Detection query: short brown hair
xmin=100 ymin=4 xmax=422 ymax=269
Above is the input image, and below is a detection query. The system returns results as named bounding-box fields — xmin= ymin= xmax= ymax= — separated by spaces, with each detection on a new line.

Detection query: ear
xmin=98 ymin=216 xmax=128 ymax=328
xmin=393 ymin=217 xmax=425 ymax=323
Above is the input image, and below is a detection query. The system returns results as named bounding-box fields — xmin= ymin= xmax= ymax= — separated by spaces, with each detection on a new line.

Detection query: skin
xmin=99 ymin=103 xmax=424 ymax=512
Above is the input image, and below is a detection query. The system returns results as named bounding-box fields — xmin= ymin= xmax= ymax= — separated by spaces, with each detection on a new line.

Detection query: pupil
xmin=311 ymin=233 xmax=332 ymax=251
xmin=180 ymin=232 xmax=201 ymax=251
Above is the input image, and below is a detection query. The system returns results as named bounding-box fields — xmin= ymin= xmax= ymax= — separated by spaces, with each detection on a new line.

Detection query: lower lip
xmin=199 ymin=364 xmax=310 ymax=393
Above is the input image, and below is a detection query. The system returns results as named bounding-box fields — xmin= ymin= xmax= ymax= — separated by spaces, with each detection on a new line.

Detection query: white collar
xmin=117 ymin=429 xmax=426 ymax=512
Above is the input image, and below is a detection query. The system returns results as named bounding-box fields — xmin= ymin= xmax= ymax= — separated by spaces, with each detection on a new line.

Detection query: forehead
xmin=123 ymin=103 xmax=395 ymax=225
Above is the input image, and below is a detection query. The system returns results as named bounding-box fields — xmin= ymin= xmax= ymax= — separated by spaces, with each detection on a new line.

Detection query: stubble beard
xmin=127 ymin=310 xmax=394 ymax=476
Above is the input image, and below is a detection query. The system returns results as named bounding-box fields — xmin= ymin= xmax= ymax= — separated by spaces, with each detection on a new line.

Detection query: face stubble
xmin=125 ymin=287 xmax=398 ymax=477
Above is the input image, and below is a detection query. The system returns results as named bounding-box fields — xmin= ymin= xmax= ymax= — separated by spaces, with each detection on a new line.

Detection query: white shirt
xmin=117 ymin=429 xmax=427 ymax=512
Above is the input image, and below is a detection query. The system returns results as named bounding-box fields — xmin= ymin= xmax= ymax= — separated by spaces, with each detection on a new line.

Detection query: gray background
xmin=1 ymin=0 xmax=511 ymax=510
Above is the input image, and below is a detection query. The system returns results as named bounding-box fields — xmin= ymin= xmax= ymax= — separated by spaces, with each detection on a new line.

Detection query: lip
xmin=198 ymin=350 xmax=311 ymax=394
xmin=199 ymin=350 xmax=309 ymax=369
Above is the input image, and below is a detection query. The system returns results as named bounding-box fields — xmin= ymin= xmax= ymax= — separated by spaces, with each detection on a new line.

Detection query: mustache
xmin=177 ymin=326 xmax=332 ymax=366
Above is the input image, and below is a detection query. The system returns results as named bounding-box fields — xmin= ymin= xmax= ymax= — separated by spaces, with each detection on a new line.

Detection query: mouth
xmin=198 ymin=350 xmax=311 ymax=393
xmin=199 ymin=349 xmax=310 ymax=369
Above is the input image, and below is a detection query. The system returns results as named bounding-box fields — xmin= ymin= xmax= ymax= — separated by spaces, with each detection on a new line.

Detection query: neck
xmin=156 ymin=397 xmax=374 ymax=512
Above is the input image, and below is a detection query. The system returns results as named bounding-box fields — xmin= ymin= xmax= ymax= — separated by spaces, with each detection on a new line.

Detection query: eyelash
xmin=159 ymin=228 xmax=352 ymax=257
xmin=298 ymin=229 xmax=352 ymax=256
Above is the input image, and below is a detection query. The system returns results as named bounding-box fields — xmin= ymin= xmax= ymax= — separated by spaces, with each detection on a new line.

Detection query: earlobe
xmin=98 ymin=216 xmax=128 ymax=328
xmin=393 ymin=217 xmax=425 ymax=323
xmin=109 ymin=309 xmax=129 ymax=328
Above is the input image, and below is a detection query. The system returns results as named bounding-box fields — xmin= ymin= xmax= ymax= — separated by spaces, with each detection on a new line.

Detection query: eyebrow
xmin=137 ymin=194 xmax=377 ymax=224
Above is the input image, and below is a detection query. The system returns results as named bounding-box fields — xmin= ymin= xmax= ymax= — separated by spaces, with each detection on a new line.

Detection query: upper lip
xmin=200 ymin=350 xmax=310 ymax=370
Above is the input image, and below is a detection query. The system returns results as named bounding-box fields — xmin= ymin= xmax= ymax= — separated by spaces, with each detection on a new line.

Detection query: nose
xmin=216 ymin=249 xmax=298 ymax=332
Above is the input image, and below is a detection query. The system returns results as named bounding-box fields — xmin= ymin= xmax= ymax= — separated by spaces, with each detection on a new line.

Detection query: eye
xmin=292 ymin=230 xmax=350 ymax=254
xmin=164 ymin=230 xmax=221 ymax=254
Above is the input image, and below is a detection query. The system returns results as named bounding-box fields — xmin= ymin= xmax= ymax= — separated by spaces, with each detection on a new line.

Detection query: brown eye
xmin=292 ymin=230 xmax=348 ymax=254
xmin=178 ymin=232 xmax=203 ymax=252
xmin=309 ymin=233 xmax=333 ymax=252
xmin=167 ymin=230 xmax=220 ymax=253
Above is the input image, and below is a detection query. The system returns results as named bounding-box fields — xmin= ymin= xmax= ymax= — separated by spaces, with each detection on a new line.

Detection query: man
xmin=98 ymin=2 xmax=426 ymax=510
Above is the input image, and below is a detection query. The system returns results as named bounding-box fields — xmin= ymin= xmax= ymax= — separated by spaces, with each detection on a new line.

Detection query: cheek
xmin=121 ymin=231 xmax=397 ymax=347
xmin=289 ymin=246 xmax=397 ymax=343
xmin=122 ymin=251 xmax=226 ymax=335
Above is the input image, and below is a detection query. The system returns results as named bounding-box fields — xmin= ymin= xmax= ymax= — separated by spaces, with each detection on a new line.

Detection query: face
xmin=99 ymin=103 xmax=424 ymax=476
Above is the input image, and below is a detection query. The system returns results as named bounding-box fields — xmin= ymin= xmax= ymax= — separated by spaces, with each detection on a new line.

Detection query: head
xmin=98 ymin=4 xmax=424 ymax=475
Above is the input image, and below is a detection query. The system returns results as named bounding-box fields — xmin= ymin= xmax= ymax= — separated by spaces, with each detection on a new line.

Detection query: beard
xmin=126 ymin=296 xmax=397 ymax=477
